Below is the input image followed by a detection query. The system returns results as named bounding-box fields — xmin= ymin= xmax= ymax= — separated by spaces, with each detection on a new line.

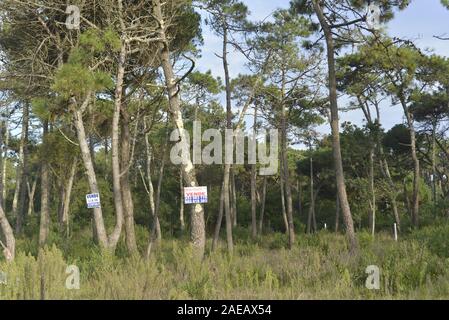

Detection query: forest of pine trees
xmin=0 ymin=0 xmax=449 ymax=300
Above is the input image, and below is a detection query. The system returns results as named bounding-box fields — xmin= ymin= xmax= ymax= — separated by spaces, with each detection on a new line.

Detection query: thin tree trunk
xmin=312 ymin=0 xmax=357 ymax=254
xmin=307 ymin=157 xmax=314 ymax=234
xmin=369 ymin=146 xmax=376 ymax=236
xmin=212 ymin=181 xmax=225 ymax=251
xmin=39 ymin=121 xmax=50 ymax=247
xmin=179 ymin=168 xmax=185 ymax=232
xmin=258 ymin=176 xmax=267 ymax=234
xmin=2 ymin=119 xmax=9 ymax=209
xmin=279 ymin=161 xmax=289 ymax=233
xmin=14 ymin=104 xmax=29 ymax=234
xmin=154 ymin=0 xmax=206 ymax=258
xmin=231 ymin=169 xmax=237 ymax=228
xmin=401 ymin=99 xmax=420 ymax=227
xmin=250 ymin=105 xmax=258 ymax=238
xmin=61 ymin=157 xmax=77 ymax=235
xmin=335 ymin=193 xmax=340 ymax=233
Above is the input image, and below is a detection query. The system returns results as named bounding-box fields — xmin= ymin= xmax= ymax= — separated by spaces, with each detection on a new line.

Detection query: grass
xmin=1 ymin=225 xmax=449 ymax=299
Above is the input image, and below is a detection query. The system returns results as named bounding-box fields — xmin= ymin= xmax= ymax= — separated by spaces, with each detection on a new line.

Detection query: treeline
xmin=0 ymin=0 xmax=448 ymax=262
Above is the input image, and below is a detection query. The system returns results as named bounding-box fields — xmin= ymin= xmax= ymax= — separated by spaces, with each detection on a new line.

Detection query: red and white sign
xmin=184 ymin=186 xmax=208 ymax=204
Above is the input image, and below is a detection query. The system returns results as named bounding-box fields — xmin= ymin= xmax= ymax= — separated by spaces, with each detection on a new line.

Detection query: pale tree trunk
xmin=120 ymin=108 xmax=137 ymax=253
xmin=0 ymin=121 xmax=4 ymax=206
xmin=258 ymin=177 xmax=267 ymax=234
xmin=154 ymin=0 xmax=206 ymax=258
xmin=14 ymin=104 xmax=29 ymax=234
xmin=27 ymin=178 xmax=37 ymax=217
xmin=212 ymin=181 xmax=225 ymax=251
xmin=432 ymin=121 xmax=437 ymax=218
xmin=297 ymin=178 xmax=303 ymax=220
xmin=179 ymin=168 xmax=185 ymax=232
xmin=313 ymin=0 xmax=357 ymax=254
xmin=250 ymin=106 xmax=258 ymax=238
xmin=0 ymin=202 xmax=14 ymax=261
xmin=108 ymin=36 xmax=126 ymax=250
xmin=72 ymin=95 xmax=109 ymax=249
xmin=39 ymin=121 xmax=50 ymax=247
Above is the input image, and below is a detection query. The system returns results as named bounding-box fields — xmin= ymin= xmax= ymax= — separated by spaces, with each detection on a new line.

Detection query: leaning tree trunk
xmin=0 ymin=202 xmax=14 ymax=261
xmin=154 ymin=0 xmax=206 ymax=258
xmin=313 ymin=0 xmax=357 ymax=254
xmin=72 ymin=95 xmax=109 ymax=249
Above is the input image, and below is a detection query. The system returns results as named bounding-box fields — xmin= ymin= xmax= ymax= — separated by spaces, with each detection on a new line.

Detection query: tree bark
xmin=368 ymin=146 xmax=376 ymax=236
xmin=0 ymin=202 xmax=14 ymax=261
xmin=258 ymin=176 xmax=267 ymax=234
xmin=120 ymin=107 xmax=137 ymax=253
xmin=250 ymin=105 xmax=258 ymax=238
xmin=312 ymin=0 xmax=358 ymax=254
xmin=27 ymin=178 xmax=37 ymax=217
xmin=212 ymin=181 xmax=225 ymax=251
xmin=154 ymin=0 xmax=206 ymax=258
xmin=39 ymin=121 xmax=50 ymax=247
xmin=179 ymin=167 xmax=185 ymax=232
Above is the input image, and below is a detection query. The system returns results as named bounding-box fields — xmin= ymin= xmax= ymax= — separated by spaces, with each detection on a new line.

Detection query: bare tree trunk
xmin=313 ymin=0 xmax=357 ymax=254
xmin=143 ymin=123 xmax=161 ymax=241
xmin=179 ymin=168 xmax=185 ymax=232
xmin=258 ymin=177 xmax=267 ymax=234
xmin=368 ymin=147 xmax=376 ymax=236
xmin=307 ymin=157 xmax=314 ymax=234
xmin=212 ymin=182 xmax=225 ymax=251
xmin=61 ymin=158 xmax=77 ymax=233
xmin=14 ymin=104 xmax=29 ymax=234
xmin=1 ymin=116 xmax=9 ymax=208
xmin=146 ymin=132 xmax=168 ymax=259
xmin=73 ymin=95 xmax=109 ymax=249
xmin=250 ymin=105 xmax=258 ymax=238
xmin=279 ymin=161 xmax=289 ymax=233
xmin=297 ymin=178 xmax=303 ymax=220
xmin=120 ymin=108 xmax=137 ymax=253
xmin=154 ymin=0 xmax=206 ymax=258
xmin=231 ymin=169 xmax=237 ymax=228
xmin=401 ymin=100 xmax=420 ymax=227
xmin=0 ymin=202 xmax=14 ymax=261
xmin=108 ymin=37 xmax=126 ymax=250
xmin=39 ymin=121 xmax=50 ymax=247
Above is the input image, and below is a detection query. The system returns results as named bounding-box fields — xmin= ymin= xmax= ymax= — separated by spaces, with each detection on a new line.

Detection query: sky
xmin=196 ymin=0 xmax=449 ymax=139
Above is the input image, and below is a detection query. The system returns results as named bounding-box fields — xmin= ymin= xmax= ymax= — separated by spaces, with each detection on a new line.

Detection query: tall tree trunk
xmin=250 ymin=105 xmax=258 ymax=238
xmin=72 ymin=95 xmax=109 ymax=249
xmin=221 ymin=25 xmax=234 ymax=254
xmin=312 ymin=0 xmax=357 ymax=254
xmin=108 ymin=36 xmax=126 ymax=250
xmin=307 ymin=157 xmax=314 ymax=234
xmin=2 ymin=118 xmax=9 ymax=208
xmin=368 ymin=146 xmax=376 ymax=236
xmin=14 ymin=104 xmax=29 ymax=234
xmin=279 ymin=160 xmax=289 ymax=233
xmin=120 ymin=108 xmax=137 ymax=253
xmin=143 ymin=123 xmax=161 ymax=241
xmin=154 ymin=0 xmax=206 ymax=258
xmin=432 ymin=120 xmax=437 ymax=218
xmin=231 ymin=169 xmax=237 ymax=227
xmin=39 ymin=121 xmax=50 ymax=247
xmin=280 ymin=73 xmax=295 ymax=248
xmin=258 ymin=177 xmax=267 ymax=234
xmin=401 ymin=101 xmax=420 ymax=227
xmin=179 ymin=168 xmax=185 ymax=232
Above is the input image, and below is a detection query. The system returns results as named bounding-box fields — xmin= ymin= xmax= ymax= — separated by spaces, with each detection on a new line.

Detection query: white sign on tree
xmin=184 ymin=186 xmax=208 ymax=204
xmin=86 ymin=193 xmax=101 ymax=209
